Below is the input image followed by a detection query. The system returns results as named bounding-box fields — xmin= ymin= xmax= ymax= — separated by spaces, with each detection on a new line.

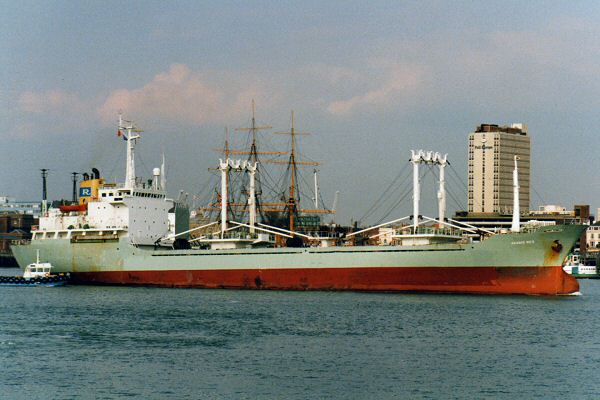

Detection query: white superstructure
xmin=32 ymin=116 xmax=175 ymax=246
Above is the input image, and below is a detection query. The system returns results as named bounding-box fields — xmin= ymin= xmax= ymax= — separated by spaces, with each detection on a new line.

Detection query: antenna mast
xmin=71 ymin=172 xmax=79 ymax=203
xmin=40 ymin=169 xmax=49 ymax=214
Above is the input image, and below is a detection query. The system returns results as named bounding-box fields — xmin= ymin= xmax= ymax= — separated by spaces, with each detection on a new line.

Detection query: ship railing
xmin=206 ymin=231 xmax=242 ymax=240
xmin=426 ymin=226 xmax=460 ymax=236
xmin=520 ymin=223 xmax=557 ymax=234
xmin=302 ymin=230 xmax=344 ymax=239
xmin=11 ymin=239 xmax=31 ymax=245
xmin=202 ymin=231 xmax=274 ymax=241
xmin=394 ymin=225 xmax=463 ymax=237
xmin=196 ymin=223 xmax=340 ymax=244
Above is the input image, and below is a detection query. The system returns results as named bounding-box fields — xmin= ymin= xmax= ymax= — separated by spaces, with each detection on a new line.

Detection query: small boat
xmin=563 ymin=254 xmax=600 ymax=279
xmin=0 ymin=250 xmax=68 ymax=287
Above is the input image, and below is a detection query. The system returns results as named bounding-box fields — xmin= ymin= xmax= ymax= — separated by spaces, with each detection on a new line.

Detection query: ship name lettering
xmin=511 ymin=240 xmax=535 ymax=245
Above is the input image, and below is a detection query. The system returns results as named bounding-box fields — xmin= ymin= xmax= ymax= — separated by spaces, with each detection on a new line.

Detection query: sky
xmin=1 ymin=1 xmax=599 ymax=224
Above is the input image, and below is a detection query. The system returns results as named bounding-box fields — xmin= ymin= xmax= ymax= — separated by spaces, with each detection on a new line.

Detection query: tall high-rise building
xmin=468 ymin=123 xmax=530 ymax=214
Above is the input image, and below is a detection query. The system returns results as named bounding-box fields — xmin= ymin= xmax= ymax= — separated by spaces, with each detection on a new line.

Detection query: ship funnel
xmin=82 ymin=172 xmax=90 ymax=181
xmin=92 ymin=168 xmax=100 ymax=179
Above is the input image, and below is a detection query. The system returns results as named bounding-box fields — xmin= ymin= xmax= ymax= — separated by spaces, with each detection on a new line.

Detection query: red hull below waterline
xmin=71 ymin=265 xmax=579 ymax=295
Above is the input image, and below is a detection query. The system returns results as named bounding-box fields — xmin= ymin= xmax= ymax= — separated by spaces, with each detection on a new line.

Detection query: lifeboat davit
xmin=59 ymin=204 xmax=87 ymax=213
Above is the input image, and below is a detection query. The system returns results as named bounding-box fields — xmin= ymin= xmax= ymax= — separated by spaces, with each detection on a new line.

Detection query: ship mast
xmin=248 ymin=100 xmax=260 ymax=163
xmin=437 ymin=153 xmax=448 ymax=224
xmin=313 ymin=169 xmax=319 ymax=209
xmin=273 ymin=111 xmax=309 ymax=234
xmin=200 ymin=106 xmax=332 ymax=228
xmin=234 ymin=100 xmax=273 ymax=219
xmin=246 ymin=162 xmax=258 ymax=233
xmin=269 ymin=111 xmax=327 ymax=233
xmin=119 ymin=114 xmax=142 ymax=189
xmin=289 ymin=111 xmax=297 ymax=233
xmin=209 ymin=127 xmax=232 ymax=223
xmin=410 ymin=150 xmax=447 ymax=232
xmin=219 ymin=159 xmax=229 ymax=237
xmin=511 ymin=155 xmax=521 ymax=233
xmin=160 ymin=152 xmax=167 ymax=191
xmin=234 ymin=101 xmax=275 ymax=163
xmin=224 ymin=127 xmax=230 ymax=216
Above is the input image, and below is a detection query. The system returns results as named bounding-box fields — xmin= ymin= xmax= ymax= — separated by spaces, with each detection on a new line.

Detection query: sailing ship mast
xmin=271 ymin=111 xmax=318 ymax=234
xmin=233 ymin=100 xmax=276 ymax=220
xmin=197 ymin=105 xmax=335 ymax=236
xmin=234 ymin=100 xmax=274 ymax=164
xmin=288 ymin=111 xmax=298 ymax=233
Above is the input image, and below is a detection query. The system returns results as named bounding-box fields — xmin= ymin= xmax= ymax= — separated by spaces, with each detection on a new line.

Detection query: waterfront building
xmin=586 ymin=224 xmax=600 ymax=253
xmin=0 ymin=196 xmax=41 ymax=217
xmin=468 ymin=123 xmax=530 ymax=214
xmin=0 ymin=197 xmax=40 ymax=266
xmin=0 ymin=213 xmax=36 ymax=267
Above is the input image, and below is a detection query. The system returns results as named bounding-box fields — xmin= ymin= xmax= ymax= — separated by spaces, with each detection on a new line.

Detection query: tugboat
xmin=563 ymin=253 xmax=600 ymax=279
xmin=0 ymin=250 xmax=68 ymax=286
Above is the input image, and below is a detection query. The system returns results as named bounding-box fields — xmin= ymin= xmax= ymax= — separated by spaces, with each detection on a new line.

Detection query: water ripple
xmin=1 ymin=270 xmax=599 ymax=399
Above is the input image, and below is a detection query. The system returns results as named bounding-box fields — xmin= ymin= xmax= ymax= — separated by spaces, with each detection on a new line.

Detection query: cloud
xmin=9 ymin=89 xmax=92 ymax=139
xmin=11 ymin=122 xmax=36 ymax=138
xmin=326 ymin=64 xmax=424 ymax=115
xmin=300 ymin=64 xmax=362 ymax=86
xmin=18 ymin=90 xmax=82 ymax=114
xmin=98 ymin=64 xmax=269 ymax=125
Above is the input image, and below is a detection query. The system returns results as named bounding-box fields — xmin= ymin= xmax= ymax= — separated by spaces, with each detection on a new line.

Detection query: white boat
xmin=0 ymin=250 xmax=68 ymax=286
xmin=563 ymin=254 xmax=599 ymax=278
xmin=23 ymin=250 xmax=54 ymax=279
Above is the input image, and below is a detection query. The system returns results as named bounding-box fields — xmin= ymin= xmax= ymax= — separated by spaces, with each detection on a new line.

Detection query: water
xmin=1 ymin=268 xmax=599 ymax=399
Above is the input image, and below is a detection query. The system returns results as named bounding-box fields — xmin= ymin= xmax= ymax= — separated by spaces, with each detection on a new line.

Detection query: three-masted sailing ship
xmin=194 ymin=102 xmax=337 ymax=247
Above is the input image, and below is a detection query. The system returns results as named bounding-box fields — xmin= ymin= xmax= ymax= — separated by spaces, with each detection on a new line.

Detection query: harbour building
xmin=0 ymin=196 xmax=42 ymax=217
xmin=468 ymin=123 xmax=530 ymax=214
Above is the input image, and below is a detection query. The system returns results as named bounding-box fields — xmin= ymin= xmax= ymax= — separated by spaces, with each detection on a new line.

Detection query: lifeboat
xmin=59 ymin=203 xmax=88 ymax=213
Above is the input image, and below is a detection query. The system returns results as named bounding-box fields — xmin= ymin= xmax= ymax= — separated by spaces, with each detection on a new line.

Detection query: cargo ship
xmin=12 ymin=116 xmax=585 ymax=295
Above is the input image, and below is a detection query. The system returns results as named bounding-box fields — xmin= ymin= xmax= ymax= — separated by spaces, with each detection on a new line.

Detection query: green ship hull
xmin=12 ymin=225 xmax=585 ymax=295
